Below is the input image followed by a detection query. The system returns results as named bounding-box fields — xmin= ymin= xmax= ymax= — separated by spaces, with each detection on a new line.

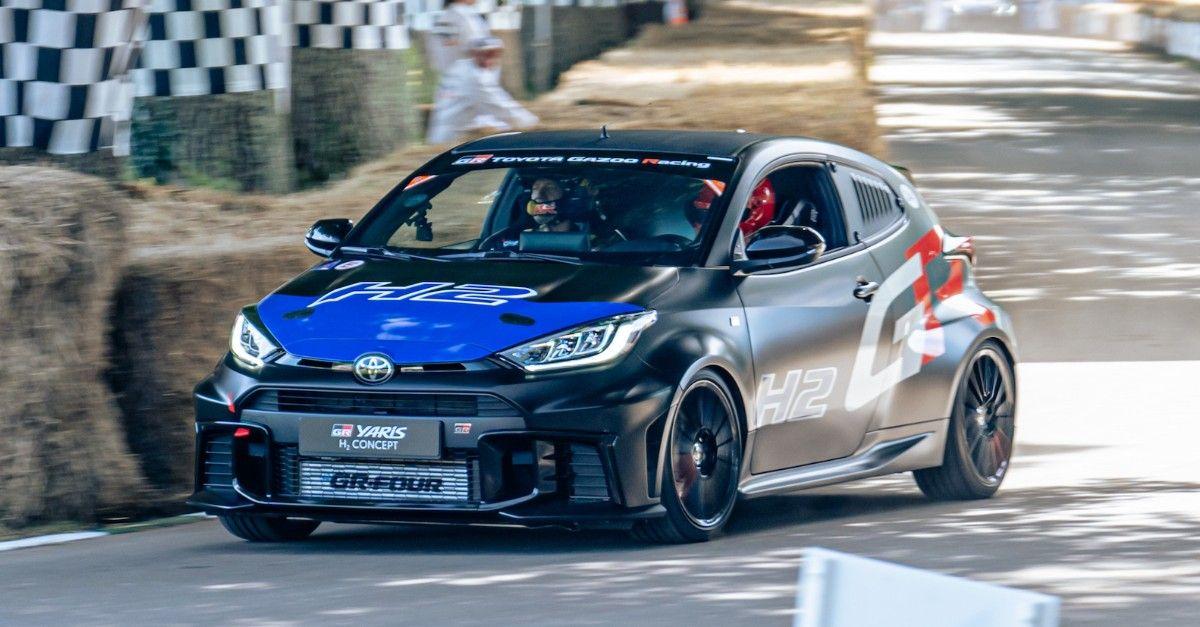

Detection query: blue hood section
xmin=256 ymin=260 xmax=676 ymax=364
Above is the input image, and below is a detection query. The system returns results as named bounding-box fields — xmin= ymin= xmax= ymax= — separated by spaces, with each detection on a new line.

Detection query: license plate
xmin=299 ymin=418 xmax=441 ymax=460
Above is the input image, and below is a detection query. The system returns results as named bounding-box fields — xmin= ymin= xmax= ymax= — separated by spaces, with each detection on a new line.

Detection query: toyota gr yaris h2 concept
xmin=189 ymin=130 xmax=1018 ymax=543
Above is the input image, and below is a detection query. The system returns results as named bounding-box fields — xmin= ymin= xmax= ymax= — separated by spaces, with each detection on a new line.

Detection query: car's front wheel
xmin=218 ymin=513 xmax=320 ymax=542
xmin=915 ymin=341 xmax=1015 ymax=500
xmin=632 ymin=371 xmax=743 ymax=543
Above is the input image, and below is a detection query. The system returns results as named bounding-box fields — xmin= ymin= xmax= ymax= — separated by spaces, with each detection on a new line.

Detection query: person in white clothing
xmin=426 ymin=0 xmax=491 ymax=74
xmin=426 ymin=37 xmax=538 ymax=144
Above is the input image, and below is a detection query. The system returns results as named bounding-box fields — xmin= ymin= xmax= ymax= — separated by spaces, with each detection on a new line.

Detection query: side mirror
xmin=733 ymin=226 xmax=826 ymax=275
xmin=305 ymin=219 xmax=353 ymax=257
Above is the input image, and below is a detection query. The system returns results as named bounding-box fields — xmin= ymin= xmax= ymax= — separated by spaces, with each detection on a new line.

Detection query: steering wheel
xmin=476 ymin=227 xmax=520 ymax=251
xmin=607 ymin=227 xmax=629 ymax=242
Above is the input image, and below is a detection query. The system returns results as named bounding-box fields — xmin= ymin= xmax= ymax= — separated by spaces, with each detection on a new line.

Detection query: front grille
xmin=202 ymin=434 xmax=234 ymax=492
xmin=273 ymin=445 xmax=481 ymax=504
xmin=298 ymin=460 xmax=471 ymax=503
xmin=247 ymin=389 xmax=516 ymax=417
xmin=568 ymin=443 xmax=610 ymax=503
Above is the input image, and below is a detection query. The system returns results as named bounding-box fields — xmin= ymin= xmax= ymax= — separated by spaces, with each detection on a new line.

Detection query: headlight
xmin=230 ymin=312 xmax=281 ymax=368
xmin=500 ymin=311 xmax=657 ymax=372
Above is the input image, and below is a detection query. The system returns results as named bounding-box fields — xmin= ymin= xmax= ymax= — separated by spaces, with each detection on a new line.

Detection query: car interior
xmin=494 ymin=168 xmax=717 ymax=253
xmin=752 ymin=164 xmax=849 ymax=252
xmin=375 ymin=164 xmax=847 ymax=262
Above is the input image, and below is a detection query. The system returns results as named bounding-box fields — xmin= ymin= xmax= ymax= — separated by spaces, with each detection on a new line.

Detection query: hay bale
xmin=0 ymin=148 xmax=124 ymax=181
xmin=0 ymin=166 xmax=146 ymax=526
xmin=290 ymin=48 xmax=414 ymax=187
xmin=110 ymin=245 xmax=315 ymax=489
xmin=130 ymin=91 xmax=294 ymax=193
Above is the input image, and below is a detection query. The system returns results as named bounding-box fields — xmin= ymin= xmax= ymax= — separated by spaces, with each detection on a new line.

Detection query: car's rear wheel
xmin=632 ymin=371 xmax=743 ymax=543
xmin=915 ymin=342 xmax=1015 ymax=500
xmin=218 ymin=513 xmax=320 ymax=542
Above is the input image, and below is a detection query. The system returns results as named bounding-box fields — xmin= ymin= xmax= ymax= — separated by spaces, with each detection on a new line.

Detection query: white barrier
xmin=797 ymin=547 xmax=1061 ymax=627
xmin=1165 ymin=19 xmax=1200 ymax=59
xmin=1051 ymin=3 xmax=1200 ymax=62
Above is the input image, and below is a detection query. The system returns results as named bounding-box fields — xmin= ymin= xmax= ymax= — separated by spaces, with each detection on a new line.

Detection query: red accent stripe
xmin=905 ymin=228 xmax=945 ymax=365
xmin=404 ymin=175 xmax=437 ymax=190
xmin=702 ymin=179 xmax=726 ymax=195
xmin=900 ymin=228 xmax=996 ymax=364
xmin=935 ymin=258 xmax=996 ymax=326
xmin=935 ymin=258 xmax=965 ymax=302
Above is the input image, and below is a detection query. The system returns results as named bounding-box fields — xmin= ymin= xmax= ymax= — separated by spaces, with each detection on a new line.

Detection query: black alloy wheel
xmin=962 ymin=347 xmax=1015 ymax=482
xmin=915 ymin=342 xmax=1016 ymax=500
xmin=633 ymin=371 xmax=743 ymax=543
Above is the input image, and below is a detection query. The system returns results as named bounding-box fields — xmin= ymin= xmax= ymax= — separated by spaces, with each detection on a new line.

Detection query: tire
xmin=218 ymin=513 xmax=320 ymax=542
xmin=632 ymin=371 xmax=743 ymax=543
xmin=915 ymin=342 xmax=1016 ymax=500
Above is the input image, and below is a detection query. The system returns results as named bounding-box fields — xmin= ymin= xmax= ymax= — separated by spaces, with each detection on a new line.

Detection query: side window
xmin=741 ymin=164 xmax=849 ymax=251
xmin=841 ymin=169 xmax=903 ymax=241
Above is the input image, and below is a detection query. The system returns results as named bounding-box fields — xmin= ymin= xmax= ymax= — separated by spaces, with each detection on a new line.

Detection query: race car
xmin=189 ymin=130 xmax=1017 ymax=543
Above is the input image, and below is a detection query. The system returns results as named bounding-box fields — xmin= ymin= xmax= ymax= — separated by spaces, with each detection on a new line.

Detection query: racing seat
xmin=779 ymin=199 xmax=821 ymax=231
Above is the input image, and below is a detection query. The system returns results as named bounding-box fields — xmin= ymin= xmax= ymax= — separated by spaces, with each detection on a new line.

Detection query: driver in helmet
xmin=525 ymin=175 xmax=585 ymax=231
xmin=687 ymin=178 xmax=776 ymax=236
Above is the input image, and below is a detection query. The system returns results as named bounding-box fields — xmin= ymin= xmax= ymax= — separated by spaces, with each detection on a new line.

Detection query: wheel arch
xmin=648 ymin=358 xmax=751 ymax=499
xmin=942 ymin=326 xmax=1018 ymax=420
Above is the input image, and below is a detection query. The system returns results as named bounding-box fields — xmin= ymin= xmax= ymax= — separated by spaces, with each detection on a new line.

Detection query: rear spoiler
xmin=890 ymin=164 xmax=916 ymax=184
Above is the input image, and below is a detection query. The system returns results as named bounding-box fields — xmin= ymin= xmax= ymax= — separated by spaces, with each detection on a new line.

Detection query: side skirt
xmin=738 ymin=419 xmax=947 ymax=497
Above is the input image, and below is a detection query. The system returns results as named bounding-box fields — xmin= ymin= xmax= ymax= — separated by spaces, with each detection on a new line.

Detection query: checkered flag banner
xmin=0 ymin=0 xmax=144 ymax=155
xmin=293 ymin=1 xmax=408 ymax=49
xmin=132 ymin=0 xmax=289 ymax=98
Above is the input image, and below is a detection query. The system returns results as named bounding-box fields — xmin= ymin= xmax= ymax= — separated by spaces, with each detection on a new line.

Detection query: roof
xmin=453 ymin=129 xmax=772 ymax=157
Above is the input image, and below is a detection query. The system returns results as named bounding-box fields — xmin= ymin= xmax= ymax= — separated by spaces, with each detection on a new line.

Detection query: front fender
xmin=636 ymin=312 xmax=755 ymax=498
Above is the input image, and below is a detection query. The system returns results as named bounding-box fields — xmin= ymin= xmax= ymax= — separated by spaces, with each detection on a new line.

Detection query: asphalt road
xmin=872 ymin=29 xmax=1200 ymax=362
xmin=4 ymin=20 xmax=1200 ymax=627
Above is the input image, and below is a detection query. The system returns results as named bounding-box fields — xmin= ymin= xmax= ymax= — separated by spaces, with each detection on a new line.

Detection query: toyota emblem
xmin=353 ymin=353 xmax=394 ymax=385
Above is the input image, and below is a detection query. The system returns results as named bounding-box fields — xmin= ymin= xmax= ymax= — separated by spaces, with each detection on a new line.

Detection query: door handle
xmin=853 ymin=278 xmax=879 ymax=302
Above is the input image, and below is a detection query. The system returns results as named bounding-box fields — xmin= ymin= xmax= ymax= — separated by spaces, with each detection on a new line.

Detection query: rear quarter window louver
xmin=851 ymin=174 xmax=901 ymax=238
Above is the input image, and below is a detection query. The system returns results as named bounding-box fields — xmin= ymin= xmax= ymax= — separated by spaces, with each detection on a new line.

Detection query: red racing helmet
xmin=739 ymin=179 xmax=776 ymax=235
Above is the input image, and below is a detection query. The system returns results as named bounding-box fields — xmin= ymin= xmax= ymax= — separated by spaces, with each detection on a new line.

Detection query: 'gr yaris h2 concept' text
xmin=190 ymin=130 xmax=1017 ymax=543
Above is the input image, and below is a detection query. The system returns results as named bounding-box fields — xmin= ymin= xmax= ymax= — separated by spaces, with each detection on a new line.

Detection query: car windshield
xmin=346 ymin=155 xmax=735 ymax=266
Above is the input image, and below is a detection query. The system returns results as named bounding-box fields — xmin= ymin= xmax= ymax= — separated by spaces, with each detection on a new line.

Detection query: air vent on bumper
xmin=568 ymin=443 xmax=611 ymax=503
xmin=246 ymin=389 xmax=517 ymax=417
xmin=201 ymin=434 xmax=234 ymax=493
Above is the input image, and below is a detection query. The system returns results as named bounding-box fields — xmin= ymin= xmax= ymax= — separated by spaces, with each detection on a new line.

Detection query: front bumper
xmin=188 ymin=354 xmax=675 ymax=528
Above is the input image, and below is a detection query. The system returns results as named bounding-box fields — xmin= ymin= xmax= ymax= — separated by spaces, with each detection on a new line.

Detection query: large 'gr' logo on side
xmin=353 ymin=353 xmax=394 ymax=385
xmin=844 ymin=228 xmax=994 ymax=411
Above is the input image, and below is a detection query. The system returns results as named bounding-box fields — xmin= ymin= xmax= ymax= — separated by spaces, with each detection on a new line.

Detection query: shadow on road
xmin=5 ymin=478 xmax=1197 ymax=626
xmin=166 ymin=479 xmax=1200 ymax=624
